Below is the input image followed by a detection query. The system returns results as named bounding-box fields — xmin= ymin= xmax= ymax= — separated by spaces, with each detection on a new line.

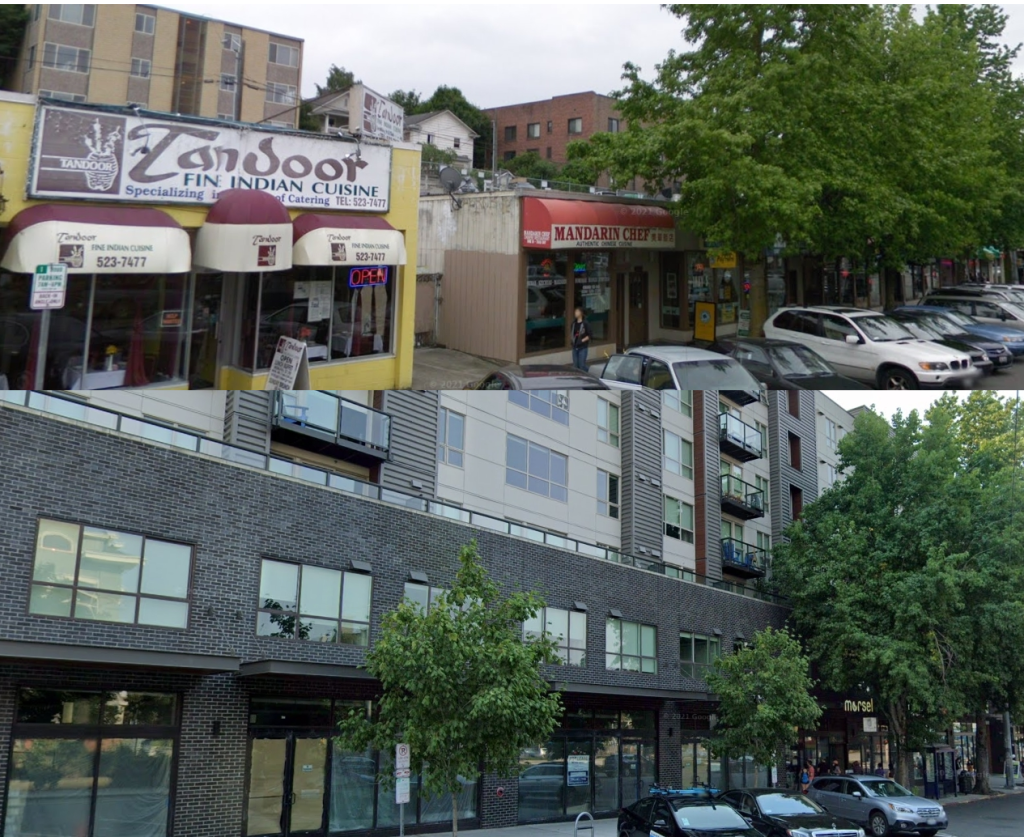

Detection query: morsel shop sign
xmin=28 ymin=105 xmax=393 ymax=212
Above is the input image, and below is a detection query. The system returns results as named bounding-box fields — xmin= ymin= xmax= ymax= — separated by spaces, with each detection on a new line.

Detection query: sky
xmin=161 ymin=2 xmax=1024 ymax=106
xmin=822 ymin=391 xmax=967 ymax=422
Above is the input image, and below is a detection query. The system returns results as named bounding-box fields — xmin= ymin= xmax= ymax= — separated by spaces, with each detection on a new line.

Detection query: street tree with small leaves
xmin=335 ymin=542 xmax=563 ymax=837
xmin=705 ymin=627 xmax=821 ymax=786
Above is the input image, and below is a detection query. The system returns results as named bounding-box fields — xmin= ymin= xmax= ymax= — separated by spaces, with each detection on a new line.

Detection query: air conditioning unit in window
xmin=556 ymin=393 xmax=569 ymax=411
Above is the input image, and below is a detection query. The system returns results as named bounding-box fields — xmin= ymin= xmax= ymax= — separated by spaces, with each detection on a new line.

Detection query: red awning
xmin=522 ymin=197 xmax=676 ymax=250
xmin=292 ymin=214 xmax=407 ymax=267
xmin=194 ymin=189 xmax=294 ymax=272
xmin=0 ymin=204 xmax=191 ymax=274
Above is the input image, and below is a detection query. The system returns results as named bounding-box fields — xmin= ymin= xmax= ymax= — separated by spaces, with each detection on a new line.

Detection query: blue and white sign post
xmin=29 ymin=264 xmax=68 ymax=390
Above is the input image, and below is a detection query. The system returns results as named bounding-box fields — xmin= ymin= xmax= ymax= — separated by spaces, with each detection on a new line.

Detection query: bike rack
xmin=574 ymin=811 xmax=594 ymax=837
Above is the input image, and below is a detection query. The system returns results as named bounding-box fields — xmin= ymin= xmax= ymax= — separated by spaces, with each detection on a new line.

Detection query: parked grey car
xmin=808 ymin=775 xmax=947 ymax=837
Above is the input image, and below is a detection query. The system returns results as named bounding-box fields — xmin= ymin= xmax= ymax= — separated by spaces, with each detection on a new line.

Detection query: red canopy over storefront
xmin=522 ymin=197 xmax=676 ymax=250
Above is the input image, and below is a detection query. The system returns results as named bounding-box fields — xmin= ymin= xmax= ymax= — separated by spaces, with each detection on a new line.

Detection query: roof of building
xmin=482 ymin=90 xmax=617 ymax=112
xmin=404 ymin=109 xmax=480 ymax=138
xmin=140 ymin=3 xmax=304 ymax=41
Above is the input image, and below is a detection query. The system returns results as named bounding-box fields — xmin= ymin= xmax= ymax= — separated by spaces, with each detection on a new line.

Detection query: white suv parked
xmin=763 ymin=307 xmax=980 ymax=390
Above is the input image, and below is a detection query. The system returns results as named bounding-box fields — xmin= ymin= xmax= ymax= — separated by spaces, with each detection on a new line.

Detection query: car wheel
xmin=878 ymin=366 xmax=919 ymax=390
xmin=868 ymin=810 xmax=890 ymax=836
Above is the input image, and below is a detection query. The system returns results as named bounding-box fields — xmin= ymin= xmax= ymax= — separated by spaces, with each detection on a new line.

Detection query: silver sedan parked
xmin=808 ymin=775 xmax=947 ymax=837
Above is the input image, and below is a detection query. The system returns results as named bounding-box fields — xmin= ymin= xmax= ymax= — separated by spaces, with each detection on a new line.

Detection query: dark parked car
xmin=619 ymin=791 xmax=765 ymax=837
xmin=708 ymin=338 xmax=870 ymax=390
xmin=467 ymin=365 xmax=609 ymax=391
xmin=886 ymin=309 xmax=1012 ymax=372
xmin=717 ymin=788 xmax=865 ymax=837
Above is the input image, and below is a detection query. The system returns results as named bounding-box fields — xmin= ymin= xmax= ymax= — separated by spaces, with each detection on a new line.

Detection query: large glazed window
xmin=526 ymin=252 xmax=568 ymax=354
xmin=29 ymin=519 xmax=192 ymax=628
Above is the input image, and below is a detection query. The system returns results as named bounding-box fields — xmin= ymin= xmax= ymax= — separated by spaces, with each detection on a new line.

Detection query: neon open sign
xmin=348 ymin=266 xmax=390 ymax=289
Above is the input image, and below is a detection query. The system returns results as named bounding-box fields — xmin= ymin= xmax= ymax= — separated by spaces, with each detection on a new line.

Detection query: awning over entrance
xmin=238 ymin=660 xmax=376 ymax=680
xmin=292 ymin=214 xmax=407 ymax=267
xmin=193 ymin=189 xmax=294 ymax=272
xmin=0 ymin=639 xmax=240 ymax=673
xmin=0 ymin=204 xmax=192 ymax=274
xmin=522 ymin=197 xmax=676 ymax=250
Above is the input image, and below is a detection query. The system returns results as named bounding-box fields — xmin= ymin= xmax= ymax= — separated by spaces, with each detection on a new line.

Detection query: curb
xmin=944 ymin=788 xmax=1024 ymax=807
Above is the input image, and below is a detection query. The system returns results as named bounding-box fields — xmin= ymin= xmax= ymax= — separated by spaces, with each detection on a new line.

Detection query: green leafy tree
xmin=389 ymin=89 xmax=422 ymax=113
xmin=705 ymin=627 xmax=821 ymax=786
xmin=501 ymin=151 xmax=561 ymax=182
xmin=421 ymin=144 xmax=458 ymax=165
xmin=316 ymin=65 xmax=360 ymax=97
xmin=0 ymin=4 xmax=29 ymax=90
xmin=335 ymin=542 xmax=563 ymax=837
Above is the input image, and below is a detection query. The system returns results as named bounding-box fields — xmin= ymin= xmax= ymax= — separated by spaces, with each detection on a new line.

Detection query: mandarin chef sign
xmin=549 ymin=224 xmax=676 ymax=249
xmin=29 ymin=105 xmax=393 ymax=212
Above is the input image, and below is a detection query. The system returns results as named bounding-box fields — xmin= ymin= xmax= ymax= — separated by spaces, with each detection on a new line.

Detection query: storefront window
xmin=716 ymin=270 xmax=740 ymax=327
xmin=574 ymin=252 xmax=611 ymax=341
xmin=526 ymin=252 xmax=568 ymax=354
xmin=661 ymin=254 xmax=684 ymax=330
xmin=237 ymin=267 xmax=394 ymax=372
xmin=687 ymin=255 xmax=711 ymax=327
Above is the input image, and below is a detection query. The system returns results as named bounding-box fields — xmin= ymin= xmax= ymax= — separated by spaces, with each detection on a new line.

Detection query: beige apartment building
xmin=14 ymin=3 xmax=303 ymax=126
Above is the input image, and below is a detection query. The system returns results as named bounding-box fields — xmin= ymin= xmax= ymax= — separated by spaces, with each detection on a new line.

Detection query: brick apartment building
xmin=484 ymin=91 xmax=625 ymax=167
xmin=13 ymin=3 xmax=303 ymax=126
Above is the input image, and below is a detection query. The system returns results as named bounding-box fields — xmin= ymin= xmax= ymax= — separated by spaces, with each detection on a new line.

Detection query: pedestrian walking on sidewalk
xmin=800 ymin=762 xmax=811 ymax=794
xmin=571 ymin=308 xmax=592 ymax=372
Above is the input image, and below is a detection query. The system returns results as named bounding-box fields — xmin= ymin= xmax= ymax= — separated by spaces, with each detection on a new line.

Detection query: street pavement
xmin=942 ymin=788 xmax=1024 ymax=836
xmin=412 ymin=347 xmax=504 ymax=389
xmin=991 ymin=360 xmax=1024 ymax=391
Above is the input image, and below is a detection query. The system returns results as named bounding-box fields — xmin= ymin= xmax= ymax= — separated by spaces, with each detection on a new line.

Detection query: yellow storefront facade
xmin=0 ymin=92 xmax=420 ymax=392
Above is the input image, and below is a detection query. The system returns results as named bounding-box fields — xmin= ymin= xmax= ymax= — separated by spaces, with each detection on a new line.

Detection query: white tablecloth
xmin=64 ymin=365 xmax=127 ymax=391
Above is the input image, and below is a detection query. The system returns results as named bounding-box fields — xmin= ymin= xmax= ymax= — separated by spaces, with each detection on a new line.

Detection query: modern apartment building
xmin=0 ymin=388 xmax=855 ymax=837
xmin=13 ymin=4 xmax=303 ymax=126
xmin=483 ymin=92 xmax=624 ymax=168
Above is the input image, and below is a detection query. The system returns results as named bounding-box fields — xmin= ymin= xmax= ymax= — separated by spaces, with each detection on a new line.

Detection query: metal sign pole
xmin=34 ymin=310 xmax=50 ymax=391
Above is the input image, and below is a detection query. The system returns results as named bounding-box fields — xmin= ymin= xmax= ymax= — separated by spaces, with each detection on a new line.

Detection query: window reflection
xmin=526 ymin=252 xmax=568 ymax=354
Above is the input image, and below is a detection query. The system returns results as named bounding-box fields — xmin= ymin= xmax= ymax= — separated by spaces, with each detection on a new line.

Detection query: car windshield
xmin=668 ymin=803 xmax=749 ymax=830
xmin=767 ymin=345 xmax=834 ymax=378
xmin=901 ymin=319 xmax=945 ymax=341
xmin=1004 ymin=303 xmax=1024 ymax=320
xmin=938 ymin=309 xmax=979 ymax=328
xmin=672 ymin=360 xmax=759 ymax=390
xmin=755 ymin=793 xmax=826 ymax=816
xmin=914 ymin=315 xmax=964 ymax=338
xmin=856 ymin=316 xmax=915 ymax=342
xmin=863 ymin=780 xmax=914 ymax=798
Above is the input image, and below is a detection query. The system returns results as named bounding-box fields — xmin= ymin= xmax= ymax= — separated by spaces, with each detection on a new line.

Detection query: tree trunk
xmin=973 ymin=711 xmax=992 ymax=794
xmin=452 ymin=793 xmax=459 ymax=837
xmin=897 ymin=748 xmax=914 ymax=790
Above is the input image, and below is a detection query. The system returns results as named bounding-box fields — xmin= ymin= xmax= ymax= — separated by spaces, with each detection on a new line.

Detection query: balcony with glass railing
xmin=720 ymin=539 xmax=768 ymax=579
xmin=272 ymin=391 xmax=390 ymax=466
xmin=719 ymin=413 xmax=764 ymax=462
xmin=720 ymin=475 xmax=765 ymax=520
xmin=0 ymin=391 xmax=790 ymax=607
xmin=721 ymin=389 xmax=763 ymax=407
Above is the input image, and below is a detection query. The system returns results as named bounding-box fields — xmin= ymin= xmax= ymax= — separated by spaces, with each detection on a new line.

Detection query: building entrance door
xmin=246 ymin=734 xmax=328 ymax=837
xmin=188 ymin=272 xmax=225 ymax=389
xmin=628 ymin=270 xmax=649 ymax=347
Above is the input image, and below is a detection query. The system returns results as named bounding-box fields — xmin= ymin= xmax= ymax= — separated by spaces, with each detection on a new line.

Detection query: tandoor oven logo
xmin=258 ymin=245 xmax=277 ymax=268
xmin=36 ymin=110 xmax=126 ymax=195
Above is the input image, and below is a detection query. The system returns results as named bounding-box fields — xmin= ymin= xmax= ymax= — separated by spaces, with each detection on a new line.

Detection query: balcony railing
xmin=721 ymin=389 xmax=762 ymax=407
xmin=720 ymin=475 xmax=765 ymax=520
xmin=273 ymin=392 xmax=390 ymax=462
xmin=720 ymin=539 xmax=768 ymax=579
xmin=0 ymin=391 xmax=790 ymax=606
xmin=719 ymin=413 xmax=764 ymax=462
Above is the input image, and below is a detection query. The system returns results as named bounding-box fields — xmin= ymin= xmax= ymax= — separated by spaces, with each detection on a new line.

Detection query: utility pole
xmin=491 ymin=119 xmax=497 ymax=188
xmin=1004 ymin=710 xmax=1015 ymax=788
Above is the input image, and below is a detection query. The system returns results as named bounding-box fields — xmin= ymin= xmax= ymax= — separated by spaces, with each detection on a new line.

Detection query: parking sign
xmin=30 ymin=264 xmax=68 ymax=311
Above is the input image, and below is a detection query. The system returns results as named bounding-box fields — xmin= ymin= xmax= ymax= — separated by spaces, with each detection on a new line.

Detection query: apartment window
xmin=130 ymin=58 xmax=151 ymax=79
xmin=527 ymin=122 xmax=541 ymax=139
xmin=755 ymin=475 xmax=770 ymax=515
xmin=606 ymin=618 xmax=657 ymax=673
xmin=756 ymin=420 xmax=769 ymax=458
xmin=825 ymin=463 xmax=838 ymax=488
xmin=546 ymin=147 xmax=552 ymax=159
xmin=788 ymin=433 xmax=802 ymax=470
xmin=608 ymin=118 xmax=620 ymax=133
xmin=266 ymin=82 xmax=297 ymax=105
xmin=49 ymin=5 xmax=96 ymax=26
xmin=34 ymin=4 xmax=41 ymax=21
xmin=525 ymin=607 xmax=587 ymax=666
xmin=510 ymin=390 xmax=569 ymax=425
xmin=597 ymin=399 xmax=619 ymax=447
xmin=257 ymin=559 xmax=372 ymax=646
xmin=506 ymin=435 xmax=568 ymax=502
xmin=220 ymin=73 xmax=237 ymax=91
xmin=223 ymin=33 xmax=241 ymax=52
xmin=664 ymin=431 xmax=694 ymax=480
xmin=680 ymin=633 xmax=721 ymax=679
xmin=825 ymin=418 xmax=838 ymax=451
xmin=134 ymin=12 xmax=155 ymax=35
xmin=663 ymin=390 xmax=693 ymax=417
xmin=547 ymin=120 xmax=553 ymax=134
xmin=42 ymin=43 xmax=90 ymax=73
xmin=598 ymin=470 xmax=620 ymax=519
xmin=790 ymin=485 xmax=804 ymax=519
xmin=426 ymin=134 xmax=435 ymax=145
xmin=404 ymin=582 xmax=475 ymax=615
xmin=504 ymin=125 xmax=517 ymax=142
xmin=787 ymin=390 xmax=800 ymax=418
xmin=756 ymin=531 xmax=771 ymax=554
xmin=568 ymin=118 xmax=583 ymax=134
xmin=38 ymin=89 xmax=86 ymax=103
xmin=721 ymin=520 xmax=744 ymax=543
xmin=269 ymin=42 xmax=299 ymax=67
xmin=453 ymin=137 xmax=461 ymax=149
xmin=503 ymin=151 xmax=516 ymax=162
xmin=438 ymin=407 xmax=465 ymax=468
xmin=29 ymin=519 xmax=192 ymax=628
xmin=526 ymin=148 xmax=540 ymax=156
xmin=664 ymin=496 xmax=695 ymax=543
xmin=26 ymin=45 xmax=36 ymax=70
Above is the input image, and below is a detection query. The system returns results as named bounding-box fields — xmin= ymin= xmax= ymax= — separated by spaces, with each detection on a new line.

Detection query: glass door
xmin=189 ymin=272 xmax=224 ymax=389
xmin=246 ymin=734 xmax=327 ymax=837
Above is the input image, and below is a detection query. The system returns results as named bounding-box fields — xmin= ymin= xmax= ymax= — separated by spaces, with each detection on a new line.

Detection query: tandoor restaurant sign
xmin=29 ymin=105 xmax=393 ymax=212
xmin=539 ymin=224 xmax=675 ymax=250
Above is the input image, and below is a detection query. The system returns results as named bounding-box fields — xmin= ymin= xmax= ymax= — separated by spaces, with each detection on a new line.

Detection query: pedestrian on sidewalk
xmin=571 ymin=308 xmax=592 ymax=372
xmin=800 ymin=762 xmax=811 ymax=794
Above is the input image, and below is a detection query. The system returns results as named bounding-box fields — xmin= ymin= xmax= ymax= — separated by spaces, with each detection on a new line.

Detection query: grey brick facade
xmin=0 ymin=402 xmax=788 ymax=836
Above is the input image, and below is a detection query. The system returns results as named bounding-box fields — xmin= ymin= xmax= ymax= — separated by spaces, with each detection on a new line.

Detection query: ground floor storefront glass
xmin=245 ymin=699 xmax=477 ymax=837
xmin=518 ymin=708 xmax=656 ymax=823
xmin=3 ymin=688 xmax=177 ymax=837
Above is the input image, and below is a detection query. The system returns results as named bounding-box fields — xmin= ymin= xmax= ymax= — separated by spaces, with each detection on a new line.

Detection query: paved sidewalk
xmin=412 ymin=348 xmax=505 ymax=390
xmin=943 ymin=779 xmax=1024 ymax=807
xmin=457 ymin=816 xmax=618 ymax=837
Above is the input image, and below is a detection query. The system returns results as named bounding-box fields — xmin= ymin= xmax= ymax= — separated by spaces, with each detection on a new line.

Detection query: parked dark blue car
xmin=893 ymin=306 xmax=1024 ymax=356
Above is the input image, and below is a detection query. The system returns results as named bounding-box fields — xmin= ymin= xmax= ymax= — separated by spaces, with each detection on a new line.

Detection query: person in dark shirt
xmin=571 ymin=308 xmax=593 ymax=371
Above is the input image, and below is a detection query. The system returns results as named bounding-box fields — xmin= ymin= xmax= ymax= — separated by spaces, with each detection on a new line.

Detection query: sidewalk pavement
xmin=412 ymin=347 xmax=505 ymax=390
xmin=457 ymin=816 xmax=618 ymax=837
xmin=943 ymin=779 xmax=1024 ymax=807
